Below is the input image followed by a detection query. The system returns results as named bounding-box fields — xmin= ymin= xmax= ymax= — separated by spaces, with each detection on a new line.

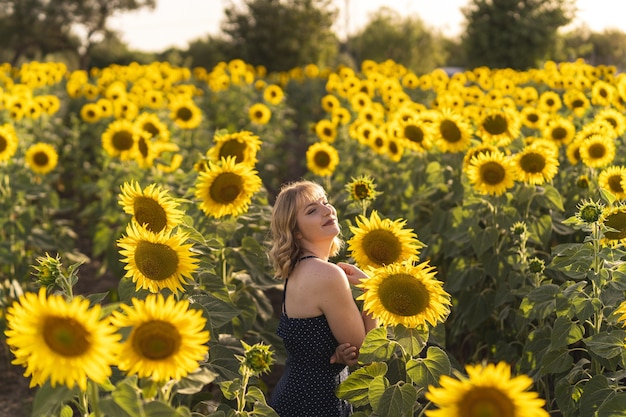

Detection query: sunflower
xmin=512 ymin=146 xmax=559 ymax=185
xmin=593 ymin=108 xmax=626 ymax=137
xmin=537 ymin=90 xmax=562 ymax=113
xmin=263 ymin=84 xmax=284 ymax=105
xmin=119 ymin=181 xmax=184 ymax=233
xmin=206 ymin=130 xmax=262 ymax=167
xmin=563 ymin=88 xmax=590 ymax=118
xmin=345 ymin=175 xmax=381 ymax=206
xmin=314 ymin=119 xmax=337 ymax=143
xmin=0 ymin=123 xmax=18 ymax=162
xmin=25 ymin=142 xmax=58 ymax=175
xmin=331 ymin=106 xmax=352 ymax=126
xmin=542 ymin=116 xmax=576 ymax=146
xmin=462 ymin=143 xmax=498 ymax=169
xmin=391 ymin=117 xmax=435 ymax=153
xmin=134 ymin=112 xmax=170 ymax=142
xmin=579 ymin=134 xmax=615 ymax=168
xmin=425 ymin=361 xmax=549 ymax=417
xmin=614 ymin=300 xmax=626 ymax=326
xmin=80 ymin=102 xmax=102 ymax=123
xmin=432 ymin=109 xmax=473 ymax=153
xmin=591 ymin=80 xmax=616 ymax=107
xmin=118 ymin=222 xmax=199 ymax=294
xmin=599 ymin=166 xmax=626 ymax=200
xmin=476 ymin=108 xmax=521 ymax=147
xmin=195 ymin=156 xmax=263 ymax=218
xmin=321 ymin=94 xmax=340 ymax=113
xmin=101 ymin=119 xmax=139 ymax=161
xmin=248 ymin=102 xmax=271 ymax=125
xmin=466 ymin=150 xmax=516 ymax=197
xmin=4 ymin=288 xmax=120 ymax=391
xmin=169 ymin=99 xmax=203 ymax=130
xmin=110 ymin=294 xmax=209 ymax=382
xmin=600 ymin=205 xmax=626 ymax=247
xmin=306 ymin=141 xmax=340 ymax=177
xmin=519 ymin=106 xmax=546 ymax=130
xmin=358 ymin=259 xmax=450 ymax=328
xmin=348 ymin=210 xmax=423 ymax=269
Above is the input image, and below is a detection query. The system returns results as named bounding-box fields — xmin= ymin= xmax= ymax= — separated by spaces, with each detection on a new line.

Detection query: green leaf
xmin=375 ymin=383 xmax=418 ymax=417
xmin=219 ymin=379 xmax=242 ymax=401
xmin=251 ymin=402 xmax=280 ymax=417
xmin=584 ymin=331 xmax=626 ymax=359
xmin=540 ymin=348 xmax=573 ymax=375
xmin=174 ymin=366 xmax=219 ymax=395
xmin=551 ymin=316 xmax=584 ymax=349
xmin=368 ymin=375 xmax=390 ymax=411
xmin=336 ymin=362 xmax=388 ymax=407
xmin=519 ymin=284 xmax=559 ymax=320
xmin=31 ymin=383 xmax=78 ymax=417
xmin=580 ymin=375 xmax=614 ymax=417
xmin=189 ymin=292 xmax=241 ymax=330
xmin=468 ymin=224 xmax=498 ymax=256
xmin=111 ymin=381 xmax=142 ymax=417
xmin=246 ymin=385 xmax=268 ymax=405
xmin=535 ymin=184 xmax=565 ymax=211
xmin=393 ymin=325 xmax=429 ymax=357
xmin=548 ymin=243 xmax=595 ymax=279
xmin=405 ymin=346 xmax=451 ymax=389
xmin=598 ymin=393 xmax=626 ymax=417
xmin=144 ymin=401 xmax=190 ymax=417
xmin=358 ymin=327 xmax=397 ymax=363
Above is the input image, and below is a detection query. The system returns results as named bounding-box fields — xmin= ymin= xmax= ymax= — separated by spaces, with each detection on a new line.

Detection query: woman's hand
xmin=337 ymin=262 xmax=368 ymax=286
xmin=330 ymin=342 xmax=359 ymax=366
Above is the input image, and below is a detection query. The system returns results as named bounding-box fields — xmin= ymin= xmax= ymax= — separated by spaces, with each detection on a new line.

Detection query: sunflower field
xmin=2 ymin=57 xmax=626 ymax=417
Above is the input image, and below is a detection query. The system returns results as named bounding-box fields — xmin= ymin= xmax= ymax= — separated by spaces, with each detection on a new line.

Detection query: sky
xmin=107 ymin=0 xmax=626 ymax=52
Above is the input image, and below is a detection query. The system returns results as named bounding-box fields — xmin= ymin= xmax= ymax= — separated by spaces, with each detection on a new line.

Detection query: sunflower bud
xmin=239 ymin=341 xmax=274 ymax=376
xmin=510 ymin=221 xmax=527 ymax=236
xmin=32 ymin=253 xmax=63 ymax=288
xmin=576 ymin=175 xmax=590 ymax=189
xmin=528 ymin=257 xmax=545 ymax=274
xmin=576 ymin=200 xmax=604 ymax=224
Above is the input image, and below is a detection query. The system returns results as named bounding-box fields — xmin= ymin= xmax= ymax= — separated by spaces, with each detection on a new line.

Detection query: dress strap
xmin=282 ymin=278 xmax=288 ymax=316
xmin=298 ymin=255 xmax=318 ymax=261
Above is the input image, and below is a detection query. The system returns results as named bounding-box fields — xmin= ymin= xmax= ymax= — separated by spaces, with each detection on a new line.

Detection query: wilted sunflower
xmin=0 ymin=124 xmax=18 ymax=162
xmin=206 ymin=130 xmax=262 ymax=166
xmin=348 ymin=210 xmax=423 ymax=269
xmin=512 ymin=146 xmax=559 ymax=185
xmin=306 ymin=141 xmax=340 ymax=177
xmin=425 ymin=361 xmax=549 ymax=417
xmin=432 ymin=109 xmax=473 ymax=153
xmin=118 ymin=222 xmax=199 ymax=293
xmin=110 ymin=294 xmax=209 ymax=382
xmin=101 ymin=119 xmax=139 ymax=161
xmin=579 ymin=134 xmax=615 ymax=168
xmin=25 ymin=142 xmax=58 ymax=175
xmin=169 ymin=99 xmax=203 ymax=130
xmin=599 ymin=166 xmax=626 ymax=200
xmin=4 ymin=288 xmax=120 ymax=391
xmin=263 ymin=84 xmax=284 ymax=105
xmin=600 ymin=205 xmax=626 ymax=247
xmin=195 ymin=156 xmax=263 ymax=218
xmin=248 ymin=102 xmax=271 ymax=125
xmin=358 ymin=259 xmax=450 ymax=328
xmin=466 ymin=150 xmax=516 ymax=197
xmin=119 ymin=181 xmax=184 ymax=233
xmin=314 ymin=119 xmax=337 ymax=143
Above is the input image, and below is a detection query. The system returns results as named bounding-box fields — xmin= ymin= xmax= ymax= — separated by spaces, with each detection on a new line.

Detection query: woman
xmin=268 ymin=180 xmax=378 ymax=417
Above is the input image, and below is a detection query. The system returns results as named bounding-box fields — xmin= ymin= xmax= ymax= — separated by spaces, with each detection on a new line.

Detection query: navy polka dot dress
xmin=269 ymin=279 xmax=352 ymax=417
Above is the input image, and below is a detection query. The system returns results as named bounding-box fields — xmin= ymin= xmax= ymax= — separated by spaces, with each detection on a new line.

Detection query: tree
xmin=348 ymin=7 xmax=448 ymax=74
xmin=221 ymin=0 xmax=338 ymax=73
xmin=461 ymin=0 xmax=575 ymax=70
xmin=0 ymin=0 xmax=155 ymax=68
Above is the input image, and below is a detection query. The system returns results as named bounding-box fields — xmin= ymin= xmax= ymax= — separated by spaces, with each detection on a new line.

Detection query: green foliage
xmin=462 ymin=0 xmax=576 ymax=69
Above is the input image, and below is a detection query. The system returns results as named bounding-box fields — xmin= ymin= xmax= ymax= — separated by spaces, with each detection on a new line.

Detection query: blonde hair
xmin=269 ymin=180 xmax=342 ymax=279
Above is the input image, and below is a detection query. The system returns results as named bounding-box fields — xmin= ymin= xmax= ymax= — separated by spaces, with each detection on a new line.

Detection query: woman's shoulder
xmin=307 ymin=260 xmax=349 ymax=287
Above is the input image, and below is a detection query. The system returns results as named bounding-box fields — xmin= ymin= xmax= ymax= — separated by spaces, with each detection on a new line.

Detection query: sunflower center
xmin=142 ymin=122 xmax=159 ymax=138
xmin=588 ymin=143 xmax=607 ymax=159
xmin=112 ymin=130 xmax=134 ymax=151
xmin=176 ymin=107 xmax=193 ymax=122
xmin=377 ymin=273 xmax=429 ymax=316
xmin=572 ymin=99 xmax=585 ymax=109
xmin=353 ymin=183 xmax=371 ymax=200
xmin=132 ymin=320 xmax=181 ymax=360
xmin=33 ymin=151 xmax=50 ymax=167
xmin=313 ymin=151 xmax=331 ymax=168
xmin=253 ymin=110 xmax=264 ymax=119
xmin=138 ymin=137 xmax=149 ymax=158
xmin=0 ymin=135 xmax=7 ymax=152
xmin=460 ymin=386 xmax=515 ymax=417
xmin=608 ymin=175 xmax=624 ymax=193
xmin=483 ymin=115 xmax=507 ymax=135
xmin=361 ymin=229 xmax=402 ymax=266
xmin=209 ymin=172 xmax=243 ymax=204
xmin=388 ymin=141 xmax=399 ymax=155
xmin=404 ymin=125 xmax=424 ymax=143
xmin=604 ymin=211 xmax=626 ymax=240
xmin=519 ymin=152 xmax=546 ymax=173
xmin=551 ymin=127 xmax=567 ymax=142
xmin=480 ymin=161 xmax=506 ymax=185
xmin=135 ymin=241 xmax=180 ymax=281
xmin=134 ymin=196 xmax=168 ymax=233
xmin=219 ymin=140 xmax=247 ymax=163
xmin=440 ymin=119 xmax=461 ymax=143
xmin=42 ymin=316 xmax=90 ymax=357
xmin=526 ymin=113 xmax=539 ymax=123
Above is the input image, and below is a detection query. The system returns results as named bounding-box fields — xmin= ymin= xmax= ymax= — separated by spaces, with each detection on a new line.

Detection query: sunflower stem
xmin=237 ymin=370 xmax=251 ymax=413
xmin=87 ymin=380 xmax=102 ymax=417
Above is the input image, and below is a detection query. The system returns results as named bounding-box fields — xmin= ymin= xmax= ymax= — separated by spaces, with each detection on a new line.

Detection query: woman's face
xmin=295 ymin=193 xmax=339 ymax=244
